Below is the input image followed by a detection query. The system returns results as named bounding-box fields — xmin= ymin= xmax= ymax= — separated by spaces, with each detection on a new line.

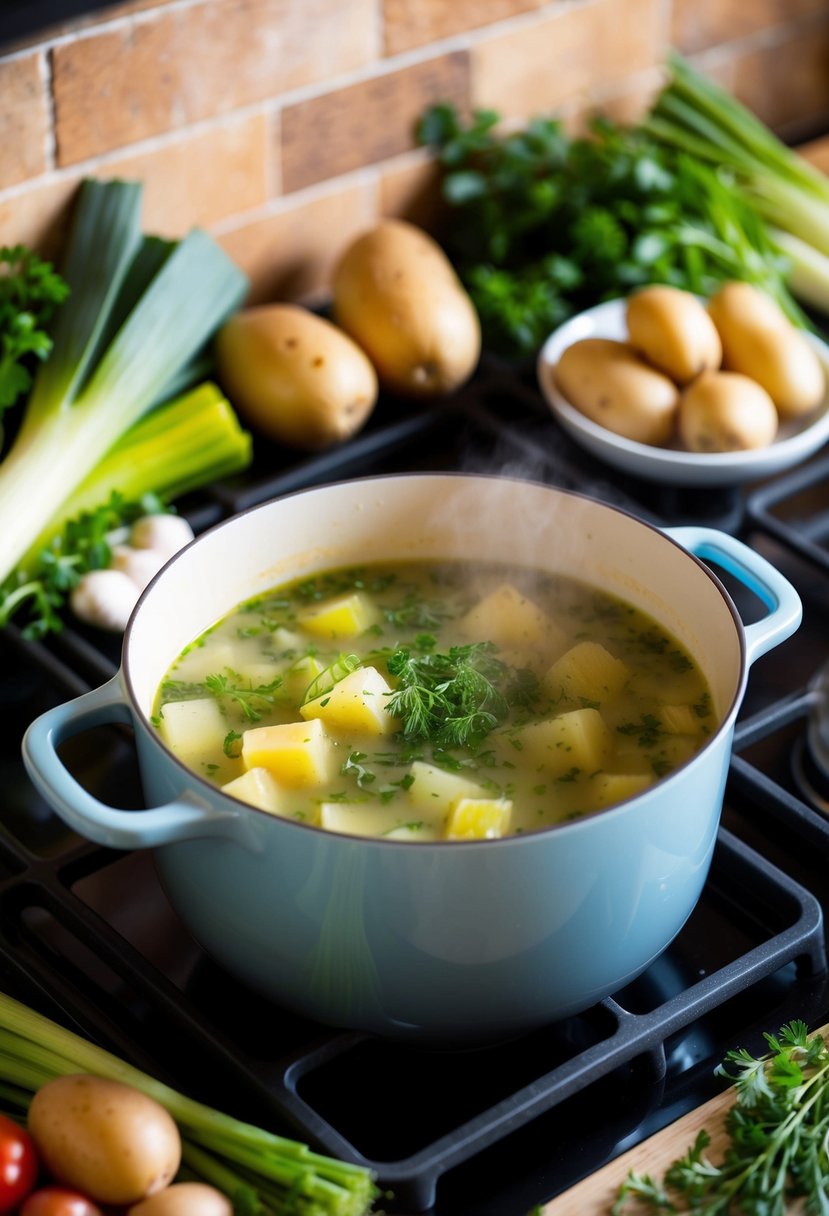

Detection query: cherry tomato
xmin=0 ymin=1112 xmax=37 ymax=1212
xmin=19 ymin=1188 xmax=104 ymax=1216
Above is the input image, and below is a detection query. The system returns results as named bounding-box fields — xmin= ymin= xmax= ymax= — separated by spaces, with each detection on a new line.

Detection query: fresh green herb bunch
xmin=0 ymin=244 xmax=69 ymax=421
xmin=614 ymin=1020 xmax=829 ymax=1214
xmin=417 ymin=105 xmax=799 ymax=359
xmin=387 ymin=641 xmax=539 ymax=748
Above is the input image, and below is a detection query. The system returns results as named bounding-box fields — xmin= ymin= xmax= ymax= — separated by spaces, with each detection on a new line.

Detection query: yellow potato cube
xmin=241 ymin=718 xmax=336 ymax=787
xmin=384 ymin=823 xmax=441 ymax=842
xmin=238 ymin=662 xmax=282 ymax=688
xmin=170 ymin=642 xmax=236 ymax=684
xmin=221 ymin=767 xmax=286 ymax=815
xmin=650 ymin=735 xmax=699 ymax=772
xmin=300 ymin=665 xmax=399 ymax=735
xmin=158 ymin=698 xmax=227 ymax=760
xmin=318 ymin=801 xmax=439 ymax=839
xmin=445 ymin=798 xmax=513 ymax=840
xmin=586 ymin=771 xmax=652 ymax=811
xmin=459 ymin=583 xmax=567 ymax=653
xmin=270 ymin=627 xmax=305 ymax=653
xmin=543 ymin=641 xmax=629 ymax=705
xmin=659 ymin=704 xmax=702 ymax=735
xmin=508 ymin=708 xmax=612 ymax=778
xmin=406 ymin=761 xmax=491 ymax=815
xmin=299 ymin=591 xmax=382 ymax=639
xmin=281 ymin=654 xmax=324 ymax=703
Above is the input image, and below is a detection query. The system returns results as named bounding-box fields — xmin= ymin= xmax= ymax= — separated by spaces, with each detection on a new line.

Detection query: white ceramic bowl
xmin=537 ymin=298 xmax=829 ymax=487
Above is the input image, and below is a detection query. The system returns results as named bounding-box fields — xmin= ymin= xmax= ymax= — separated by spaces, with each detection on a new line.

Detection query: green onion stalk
xmin=0 ymin=178 xmax=249 ymax=590
xmin=644 ymin=53 xmax=829 ymax=316
xmin=0 ymin=990 xmax=378 ymax=1216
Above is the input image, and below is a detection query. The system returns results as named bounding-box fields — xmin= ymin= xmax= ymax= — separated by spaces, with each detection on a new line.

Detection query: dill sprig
xmin=386 ymin=642 xmax=538 ymax=749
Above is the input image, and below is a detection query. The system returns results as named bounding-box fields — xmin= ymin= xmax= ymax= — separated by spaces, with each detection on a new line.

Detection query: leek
xmin=19 ymin=381 xmax=252 ymax=573
xmin=644 ymin=54 xmax=829 ymax=315
xmin=0 ymin=989 xmax=378 ymax=1216
xmin=0 ymin=178 xmax=248 ymax=588
xmin=0 ymin=381 xmax=251 ymax=636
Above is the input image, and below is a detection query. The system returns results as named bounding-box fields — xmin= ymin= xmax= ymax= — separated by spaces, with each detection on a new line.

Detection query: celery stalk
xmin=0 ymin=990 xmax=378 ymax=1216
xmin=0 ymin=179 xmax=248 ymax=588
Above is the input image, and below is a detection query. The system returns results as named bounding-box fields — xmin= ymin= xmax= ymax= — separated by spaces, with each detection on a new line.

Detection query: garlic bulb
xmin=69 ymin=569 xmax=141 ymax=632
xmin=130 ymin=514 xmax=195 ymax=559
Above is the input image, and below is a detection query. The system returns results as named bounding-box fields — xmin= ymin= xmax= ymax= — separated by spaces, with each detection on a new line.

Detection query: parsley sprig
xmin=614 ymin=1020 xmax=829 ymax=1214
xmin=418 ymin=105 xmax=801 ymax=359
xmin=0 ymin=490 xmax=164 ymax=639
xmin=0 ymin=244 xmax=69 ymax=422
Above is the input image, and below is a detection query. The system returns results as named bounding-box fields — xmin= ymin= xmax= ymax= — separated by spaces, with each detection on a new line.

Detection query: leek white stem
xmin=0 ymin=179 xmax=247 ymax=590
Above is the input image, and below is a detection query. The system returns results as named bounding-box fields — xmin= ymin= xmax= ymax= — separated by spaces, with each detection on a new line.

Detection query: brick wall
xmin=1 ymin=0 xmax=828 ymax=304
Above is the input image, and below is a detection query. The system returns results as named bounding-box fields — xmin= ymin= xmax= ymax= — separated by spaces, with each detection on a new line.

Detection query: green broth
xmin=152 ymin=561 xmax=716 ymax=840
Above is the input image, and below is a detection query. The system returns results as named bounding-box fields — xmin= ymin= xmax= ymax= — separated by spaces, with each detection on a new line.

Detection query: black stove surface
xmin=5 ymin=357 xmax=829 ymax=1216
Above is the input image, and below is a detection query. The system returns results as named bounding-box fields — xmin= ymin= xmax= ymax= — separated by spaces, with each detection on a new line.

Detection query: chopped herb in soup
xmin=152 ymin=562 xmax=716 ymax=840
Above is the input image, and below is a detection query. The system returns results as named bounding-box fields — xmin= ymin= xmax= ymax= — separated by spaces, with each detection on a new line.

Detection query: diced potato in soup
xmin=153 ymin=561 xmax=717 ymax=839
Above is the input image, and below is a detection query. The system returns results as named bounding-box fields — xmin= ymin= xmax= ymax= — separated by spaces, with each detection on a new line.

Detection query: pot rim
xmin=123 ymin=471 xmax=748 ymax=847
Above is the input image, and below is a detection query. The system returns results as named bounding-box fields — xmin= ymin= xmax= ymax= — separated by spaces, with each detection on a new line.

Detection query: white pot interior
xmin=125 ymin=475 xmax=744 ymax=726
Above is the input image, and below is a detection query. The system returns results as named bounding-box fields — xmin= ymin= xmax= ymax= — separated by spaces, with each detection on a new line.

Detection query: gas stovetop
xmin=5 ymin=356 xmax=829 ymax=1216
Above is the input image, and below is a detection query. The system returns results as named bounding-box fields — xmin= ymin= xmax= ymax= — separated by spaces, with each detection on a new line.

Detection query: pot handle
xmin=665 ymin=526 xmax=802 ymax=667
xmin=21 ymin=675 xmax=244 ymax=850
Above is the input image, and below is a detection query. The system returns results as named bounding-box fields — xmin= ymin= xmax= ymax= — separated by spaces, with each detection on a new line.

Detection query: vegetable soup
xmin=152 ymin=561 xmax=716 ymax=841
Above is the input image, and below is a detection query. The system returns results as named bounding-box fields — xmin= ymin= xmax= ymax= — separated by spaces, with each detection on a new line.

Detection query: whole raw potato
xmin=707 ymin=281 xmax=825 ymax=418
xmin=626 ymin=285 xmax=722 ymax=384
xmin=128 ymin=1183 xmax=233 ymax=1216
xmin=678 ymin=370 xmax=778 ymax=452
xmin=27 ymin=1074 xmax=182 ymax=1205
xmin=552 ymin=337 xmax=679 ymax=445
xmin=332 ymin=219 xmax=481 ymax=397
xmin=215 ymin=304 xmax=378 ymax=450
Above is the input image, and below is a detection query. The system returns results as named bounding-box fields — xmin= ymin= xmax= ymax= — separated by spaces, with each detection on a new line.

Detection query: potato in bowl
xmin=537 ymin=287 xmax=829 ymax=486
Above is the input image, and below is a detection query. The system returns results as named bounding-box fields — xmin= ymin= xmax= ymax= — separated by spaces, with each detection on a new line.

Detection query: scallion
xmin=0 ymin=989 xmax=378 ymax=1216
xmin=644 ymin=54 xmax=829 ymax=316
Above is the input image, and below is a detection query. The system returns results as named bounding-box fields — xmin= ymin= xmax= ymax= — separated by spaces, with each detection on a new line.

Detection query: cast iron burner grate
xmin=5 ymin=365 xmax=829 ymax=1214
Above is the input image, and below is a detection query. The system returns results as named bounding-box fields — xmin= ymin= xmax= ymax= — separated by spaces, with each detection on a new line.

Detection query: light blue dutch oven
xmin=22 ymin=475 xmax=802 ymax=1043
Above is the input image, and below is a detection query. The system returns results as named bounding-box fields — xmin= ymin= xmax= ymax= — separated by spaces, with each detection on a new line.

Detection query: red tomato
xmin=19 ymin=1189 xmax=104 ymax=1216
xmin=0 ymin=1113 xmax=37 ymax=1212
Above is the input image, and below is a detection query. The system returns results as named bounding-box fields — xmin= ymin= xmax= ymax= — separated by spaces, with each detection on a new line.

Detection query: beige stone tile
xmin=732 ymin=23 xmax=829 ymax=136
xmin=671 ymin=0 xmax=827 ymax=57
xmin=98 ymin=113 xmax=269 ymax=237
xmin=470 ymin=0 xmax=664 ymax=120
xmin=378 ymin=156 xmax=447 ymax=234
xmin=0 ymin=0 xmax=168 ymax=51
xmin=0 ymin=176 xmax=81 ymax=260
xmin=52 ymin=0 xmax=376 ymax=165
xmin=216 ymin=181 xmax=376 ymax=304
xmin=798 ymin=134 xmax=829 ymax=175
xmin=281 ymin=52 xmax=469 ymax=194
xmin=0 ymin=52 xmax=51 ymax=188
xmin=383 ymin=0 xmax=544 ymax=56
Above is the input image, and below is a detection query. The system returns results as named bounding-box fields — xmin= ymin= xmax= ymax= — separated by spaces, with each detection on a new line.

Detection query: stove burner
xmin=789 ymin=659 xmax=829 ymax=813
xmin=792 ymin=738 xmax=829 ymax=815
xmin=6 ymin=368 xmax=829 ymax=1213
